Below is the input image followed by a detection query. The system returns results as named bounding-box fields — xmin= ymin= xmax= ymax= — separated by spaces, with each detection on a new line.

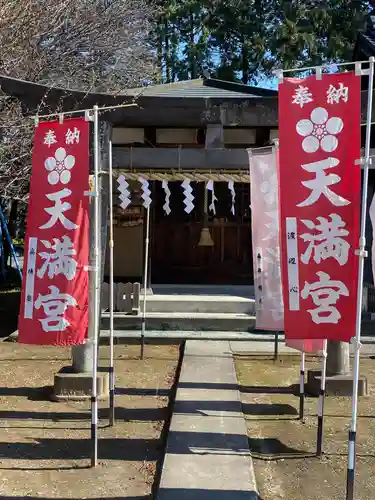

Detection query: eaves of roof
xmin=0 ymin=74 xmax=277 ymax=105
xmin=354 ymin=32 xmax=375 ymax=60
xmin=121 ymin=77 xmax=277 ymax=99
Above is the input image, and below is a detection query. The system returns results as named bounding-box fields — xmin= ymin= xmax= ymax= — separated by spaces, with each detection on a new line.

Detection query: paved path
xmin=230 ymin=336 xmax=375 ymax=356
xmin=157 ymin=340 xmax=258 ymax=500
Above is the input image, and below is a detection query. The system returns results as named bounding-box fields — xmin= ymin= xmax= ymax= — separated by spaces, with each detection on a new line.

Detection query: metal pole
xmin=140 ymin=205 xmax=150 ymax=360
xmin=346 ymin=56 xmax=375 ymax=500
xmin=299 ymin=352 xmax=305 ymax=422
xmin=316 ymin=340 xmax=327 ymax=457
xmin=274 ymin=331 xmax=279 ymax=361
xmin=108 ymin=138 xmax=115 ymax=427
xmin=0 ymin=223 xmax=5 ymax=281
xmin=91 ymin=105 xmax=100 ymax=467
xmin=0 ymin=205 xmax=22 ymax=280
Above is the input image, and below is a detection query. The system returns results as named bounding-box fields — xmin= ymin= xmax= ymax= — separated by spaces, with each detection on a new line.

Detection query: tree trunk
xmin=3 ymin=200 xmax=18 ymax=267
xmin=326 ymin=340 xmax=350 ymax=376
xmin=242 ymin=41 xmax=249 ymax=85
xmin=164 ymin=19 xmax=170 ymax=83
xmin=189 ymin=14 xmax=196 ymax=79
xmin=157 ymin=23 xmax=163 ymax=79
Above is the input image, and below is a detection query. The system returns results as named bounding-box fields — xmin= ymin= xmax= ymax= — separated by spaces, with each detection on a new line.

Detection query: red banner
xmin=278 ymin=72 xmax=361 ymax=341
xmin=286 ymin=339 xmax=325 ymax=354
xmin=18 ymin=118 xmax=89 ymax=345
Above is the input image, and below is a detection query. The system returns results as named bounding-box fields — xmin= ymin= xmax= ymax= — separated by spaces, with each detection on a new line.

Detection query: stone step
xmin=100 ymin=311 xmax=256 ymax=332
xmin=99 ymin=329 xmax=263 ymax=342
xmin=151 ymin=284 xmax=255 ymax=296
xmin=136 ymin=294 xmax=256 ymax=314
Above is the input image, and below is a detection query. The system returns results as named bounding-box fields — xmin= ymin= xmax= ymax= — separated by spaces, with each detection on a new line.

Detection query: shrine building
xmin=2 ymin=28 xmax=375 ymax=292
xmin=0 ymin=75 xmax=279 ymax=286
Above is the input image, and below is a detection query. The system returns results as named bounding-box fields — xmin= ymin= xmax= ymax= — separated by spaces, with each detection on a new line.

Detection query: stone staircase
xmin=99 ymin=283 xmax=375 ymax=340
xmin=100 ymin=285 xmax=257 ymax=338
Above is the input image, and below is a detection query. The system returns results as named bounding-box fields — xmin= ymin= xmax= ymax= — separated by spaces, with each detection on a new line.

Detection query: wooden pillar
xmin=205 ymin=124 xmax=224 ymax=149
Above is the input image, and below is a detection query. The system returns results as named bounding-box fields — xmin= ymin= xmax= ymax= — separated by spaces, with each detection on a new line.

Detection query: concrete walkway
xmin=230 ymin=336 xmax=375 ymax=356
xmin=157 ymin=340 xmax=258 ymax=500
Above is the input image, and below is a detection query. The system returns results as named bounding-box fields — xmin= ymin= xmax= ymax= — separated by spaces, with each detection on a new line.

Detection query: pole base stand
xmin=307 ymin=369 xmax=368 ymax=397
xmin=51 ymin=366 xmax=109 ymax=402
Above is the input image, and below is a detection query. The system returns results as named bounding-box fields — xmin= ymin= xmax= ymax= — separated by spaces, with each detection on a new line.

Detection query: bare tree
xmin=0 ymin=0 xmax=156 ymax=90
xmin=0 ymin=0 xmax=157 ymax=204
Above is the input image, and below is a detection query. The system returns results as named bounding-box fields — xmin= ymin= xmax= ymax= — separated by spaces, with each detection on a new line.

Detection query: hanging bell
xmin=197 ymin=227 xmax=214 ymax=247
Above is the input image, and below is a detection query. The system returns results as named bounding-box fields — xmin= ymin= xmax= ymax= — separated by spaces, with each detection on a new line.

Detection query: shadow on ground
xmin=240 ymin=384 xmax=300 ymax=396
xmin=248 ymin=437 xmax=313 ymax=460
xmin=0 ymin=406 xmax=167 ymax=422
xmin=0 ymin=497 xmax=151 ymax=500
xmin=166 ymin=430 xmax=249 ymax=455
xmin=116 ymin=387 xmax=170 ymax=397
xmin=178 ymin=382 xmax=239 ymax=390
xmin=173 ymin=381 xmax=300 ymax=396
xmin=173 ymin=399 xmax=298 ymax=416
xmin=0 ymin=386 xmax=171 ymax=399
xmin=0 ymin=386 xmax=53 ymax=400
xmin=0 ymin=437 xmax=162 ymax=464
xmin=158 ymin=489 xmax=258 ymax=499
xmin=242 ymin=402 xmax=298 ymax=416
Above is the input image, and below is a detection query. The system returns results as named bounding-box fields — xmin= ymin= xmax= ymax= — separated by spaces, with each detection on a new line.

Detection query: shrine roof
xmin=353 ymin=11 xmax=375 ymax=61
xmin=126 ymin=78 xmax=277 ymax=98
xmin=0 ymin=74 xmax=278 ymax=126
xmin=0 ymin=74 xmax=276 ymax=107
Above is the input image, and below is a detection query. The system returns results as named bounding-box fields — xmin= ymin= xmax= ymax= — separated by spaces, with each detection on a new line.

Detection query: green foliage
xmin=12 ymin=238 xmax=24 ymax=246
xmin=270 ymin=1 xmax=371 ymax=69
xmin=152 ymin=0 xmax=372 ymax=84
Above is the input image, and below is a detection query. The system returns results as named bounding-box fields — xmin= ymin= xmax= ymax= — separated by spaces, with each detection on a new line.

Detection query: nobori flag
xmin=278 ymin=72 xmax=361 ymax=341
xmin=18 ymin=118 xmax=90 ymax=345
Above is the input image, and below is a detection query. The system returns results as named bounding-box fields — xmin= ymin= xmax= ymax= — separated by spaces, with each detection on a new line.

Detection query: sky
xmin=257 ymin=75 xmax=278 ymax=90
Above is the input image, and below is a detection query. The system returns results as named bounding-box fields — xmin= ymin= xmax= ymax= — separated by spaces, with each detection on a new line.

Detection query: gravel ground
xmin=0 ymin=343 xmax=180 ymax=499
xmin=235 ymin=354 xmax=375 ymax=500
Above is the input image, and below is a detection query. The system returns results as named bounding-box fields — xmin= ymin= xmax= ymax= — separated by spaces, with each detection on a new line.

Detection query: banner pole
xmin=346 ymin=56 xmax=375 ymax=500
xmin=141 ymin=205 xmax=150 ymax=360
xmin=0 ymin=222 xmax=5 ymax=281
xmin=274 ymin=331 xmax=279 ymax=361
xmin=316 ymin=340 xmax=327 ymax=457
xmin=108 ymin=138 xmax=115 ymax=427
xmin=91 ymin=105 xmax=100 ymax=467
xmin=299 ymin=352 xmax=305 ymax=422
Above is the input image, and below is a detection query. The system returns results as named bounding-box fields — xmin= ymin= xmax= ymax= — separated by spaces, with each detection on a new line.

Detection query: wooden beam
xmin=112 ymin=146 xmax=375 ymax=173
xmin=112 ymin=147 xmax=258 ymax=171
xmin=204 ymin=77 xmax=277 ymax=97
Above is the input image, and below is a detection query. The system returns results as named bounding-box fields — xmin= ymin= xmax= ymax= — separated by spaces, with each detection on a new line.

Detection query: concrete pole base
xmin=52 ymin=366 xmax=109 ymax=402
xmin=306 ymin=369 xmax=368 ymax=396
xmin=72 ymin=341 xmax=94 ymax=373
